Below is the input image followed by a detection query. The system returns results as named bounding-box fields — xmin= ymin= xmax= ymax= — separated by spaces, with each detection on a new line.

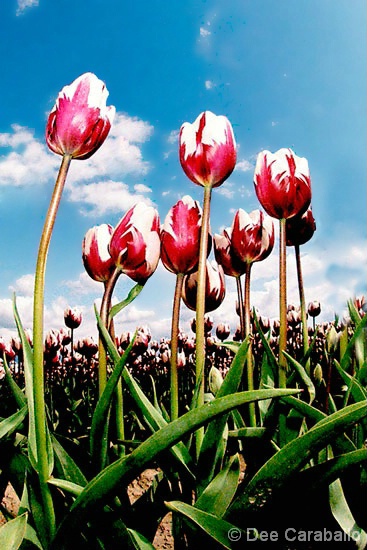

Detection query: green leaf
xmin=196 ymin=454 xmax=240 ymax=517
xmin=340 ymin=312 xmax=367 ymax=371
xmin=347 ymin=298 xmax=362 ymax=325
xmin=283 ymin=350 xmax=316 ymax=404
xmin=165 ymin=500 xmax=241 ymax=549
xmin=0 ymin=512 xmax=28 ymax=550
xmin=109 ymin=283 xmax=145 ymax=321
xmin=253 ymin=310 xmax=278 ymax=373
xmin=53 ymin=388 xmax=299 ymax=547
xmin=197 ymin=338 xmax=250 ymax=492
xmin=13 ymin=296 xmax=54 ymax=476
xmin=228 ymin=427 xmax=267 ymax=438
xmin=90 ymin=334 xmax=135 ymax=471
xmin=334 ymin=359 xmax=367 ymax=403
xmin=47 ymin=478 xmax=84 ymax=497
xmin=215 ymin=340 xmax=241 ymax=354
xmin=95 ymin=306 xmax=195 ymax=478
xmin=51 ymin=435 xmax=87 ymax=487
xmin=3 ymin=355 xmax=26 ymax=409
xmin=0 ymin=405 xmax=28 ymax=440
xmin=227 ymin=401 xmax=367 ymax=524
xmin=125 ymin=528 xmax=156 ymax=549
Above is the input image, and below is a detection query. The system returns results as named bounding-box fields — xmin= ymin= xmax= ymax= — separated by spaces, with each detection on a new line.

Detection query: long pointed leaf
xmin=53 ymin=388 xmax=299 ymax=547
xmin=3 ymin=355 xmax=26 ymax=409
xmin=0 ymin=405 xmax=28 ymax=440
xmin=283 ymin=350 xmax=316 ymax=404
xmin=165 ymin=500 xmax=240 ymax=549
xmin=109 ymin=283 xmax=145 ymax=321
xmin=227 ymin=401 xmax=367 ymax=523
xmin=0 ymin=512 xmax=28 ymax=550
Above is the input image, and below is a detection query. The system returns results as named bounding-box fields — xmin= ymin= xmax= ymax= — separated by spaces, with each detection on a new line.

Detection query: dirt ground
xmin=0 ymin=471 xmax=173 ymax=549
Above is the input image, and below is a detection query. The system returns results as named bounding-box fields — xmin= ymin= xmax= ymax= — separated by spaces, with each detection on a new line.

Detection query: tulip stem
xmin=236 ymin=276 xmax=245 ymax=341
xmin=170 ymin=272 xmax=184 ymax=421
xmin=33 ymin=153 xmax=72 ymax=545
xmin=244 ymin=262 xmax=256 ymax=427
xmin=278 ymin=218 xmax=287 ymax=446
xmin=98 ymin=268 xmax=125 ymax=457
xmin=195 ymin=184 xmax=212 ymax=458
xmin=294 ymin=244 xmax=310 ymax=374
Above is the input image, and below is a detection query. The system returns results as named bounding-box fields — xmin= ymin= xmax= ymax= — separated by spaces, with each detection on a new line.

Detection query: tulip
xmin=179 ymin=111 xmax=236 ymax=188
xmin=109 ymin=203 xmax=161 ymax=284
xmin=46 ymin=72 xmax=115 ymax=160
xmin=214 ymin=228 xmax=247 ymax=278
xmin=254 ymin=148 xmax=312 ymax=220
xmin=64 ymin=307 xmax=82 ymax=330
xmin=182 ymin=260 xmax=225 ymax=313
xmin=160 ymin=195 xmax=203 ymax=274
xmin=231 ymin=209 xmax=275 ymax=264
xmin=286 ymin=208 xmax=316 ymax=247
xmin=216 ymin=322 xmax=231 ymax=341
xmin=82 ymin=224 xmax=115 ymax=282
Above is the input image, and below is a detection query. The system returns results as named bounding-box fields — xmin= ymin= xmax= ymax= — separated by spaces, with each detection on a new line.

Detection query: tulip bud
xmin=182 ymin=260 xmax=225 ymax=313
xmin=326 ymin=325 xmax=339 ymax=354
xmin=231 ymin=209 xmax=275 ymax=264
xmin=214 ymin=228 xmax=247 ymax=278
xmin=179 ymin=111 xmax=237 ymax=188
xmin=82 ymin=224 xmax=115 ymax=282
xmin=254 ymin=148 xmax=312 ymax=219
xmin=286 ymin=207 xmax=316 ymax=246
xmin=216 ymin=322 xmax=231 ymax=341
xmin=109 ymin=203 xmax=161 ymax=283
xmin=308 ymin=300 xmax=321 ymax=318
xmin=64 ymin=307 xmax=82 ymax=329
xmin=160 ymin=196 xmax=202 ymax=274
xmin=313 ymin=364 xmax=324 ymax=384
xmin=209 ymin=366 xmax=223 ymax=395
xmin=46 ymin=72 xmax=115 ymax=159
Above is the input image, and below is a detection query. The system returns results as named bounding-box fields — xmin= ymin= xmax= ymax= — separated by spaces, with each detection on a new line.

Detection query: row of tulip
xmin=0 ymin=71 xmax=366 ymax=550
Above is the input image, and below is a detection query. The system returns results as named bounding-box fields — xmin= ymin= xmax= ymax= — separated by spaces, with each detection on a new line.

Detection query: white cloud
xmin=67 ymin=179 xmax=153 ymax=217
xmin=167 ymin=129 xmax=179 ymax=145
xmin=235 ymin=159 xmax=253 ymax=172
xmin=16 ymin=0 xmax=39 ymax=16
xmin=200 ymin=27 xmax=211 ymax=38
xmin=205 ymin=80 xmax=215 ymax=90
xmin=134 ymin=183 xmax=152 ymax=193
xmin=217 ymin=184 xmax=234 ymax=199
xmin=62 ymin=272 xmax=103 ymax=296
xmin=9 ymin=274 xmax=35 ymax=297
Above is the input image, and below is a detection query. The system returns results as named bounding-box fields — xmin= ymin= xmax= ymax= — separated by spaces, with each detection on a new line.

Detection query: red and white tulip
xmin=254 ymin=148 xmax=312 ymax=219
xmin=179 ymin=111 xmax=237 ymax=188
xmin=109 ymin=203 xmax=161 ymax=284
xmin=231 ymin=209 xmax=275 ymax=264
xmin=46 ymin=72 xmax=115 ymax=160
xmin=82 ymin=224 xmax=115 ymax=282
xmin=182 ymin=260 xmax=225 ymax=313
xmin=160 ymin=195 xmax=202 ymax=274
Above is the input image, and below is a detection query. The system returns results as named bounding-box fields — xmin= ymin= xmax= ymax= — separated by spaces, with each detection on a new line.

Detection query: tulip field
xmin=0 ymin=73 xmax=366 ymax=550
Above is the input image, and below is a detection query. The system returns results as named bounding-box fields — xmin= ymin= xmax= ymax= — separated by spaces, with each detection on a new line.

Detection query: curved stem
xmin=294 ymin=244 xmax=310 ymax=374
xmin=33 ymin=153 xmax=72 ymax=545
xmin=244 ymin=262 xmax=256 ymax=426
xmin=98 ymin=267 xmax=121 ymax=398
xmin=170 ymin=272 xmax=184 ymax=421
xmin=236 ymin=275 xmax=245 ymax=341
xmin=195 ymin=184 xmax=212 ymax=458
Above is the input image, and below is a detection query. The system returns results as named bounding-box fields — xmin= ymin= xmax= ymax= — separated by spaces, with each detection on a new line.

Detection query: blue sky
xmin=0 ymin=0 xmax=366 ymax=342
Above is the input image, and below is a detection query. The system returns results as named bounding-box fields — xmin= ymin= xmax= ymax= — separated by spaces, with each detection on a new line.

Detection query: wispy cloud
xmin=16 ymin=0 xmax=39 ymax=16
xmin=205 ymin=80 xmax=215 ymax=90
xmin=200 ymin=27 xmax=211 ymax=38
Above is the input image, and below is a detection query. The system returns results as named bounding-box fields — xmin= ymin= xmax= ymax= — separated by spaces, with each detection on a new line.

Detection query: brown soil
xmin=0 ymin=471 xmax=173 ymax=549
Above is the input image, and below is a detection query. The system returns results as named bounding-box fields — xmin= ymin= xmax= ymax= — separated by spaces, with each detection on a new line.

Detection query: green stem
xmin=170 ymin=272 xmax=185 ymax=421
xmin=195 ymin=184 xmax=212 ymax=458
xmin=244 ymin=262 xmax=256 ymax=426
xmin=33 ymin=153 xmax=72 ymax=545
xmin=236 ymin=275 xmax=245 ymax=341
xmin=278 ymin=218 xmax=287 ymax=446
xmin=294 ymin=244 xmax=310 ymax=374
xmin=98 ymin=267 xmax=124 ymax=456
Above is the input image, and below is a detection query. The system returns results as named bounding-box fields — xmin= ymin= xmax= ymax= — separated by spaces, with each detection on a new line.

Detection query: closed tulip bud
xmin=231 ymin=209 xmax=275 ymax=264
xmin=81 ymin=337 xmax=98 ymax=358
xmin=209 ymin=366 xmax=223 ymax=395
xmin=204 ymin=315 xmax=214 ymax=334
xmin=160 ymin=196 xmax=202 ymax=274
xmin=216 ymin=322 xmax=231 ymax=341
xmin=179 ymin=111 xmax=237 ymax=188
xmin=308 ymin=300 xmax=321 ymax=318
xmin=46 ymin=72 xmax=115 ymax=159
xmin=313 ymin=364 xmax=324 ymax=384
xmin=286 ymin=207 xmax=316 ymax=246
xmin=109 ymin=203 xmax=161 ymax=284
xmin=214 ymin=227 xmax=247 ymax=277
xmin=254 ymin=148 xmax=312 ymax=219
xmin=182 ymin=260 xmax=225 ymax=313
xmin=326 ymin=325 xmax=339 ymax=354
xmin=177 ymin=351 xmax=187 ymax=368
xmin=82 ymin=224 xmax=115 ymax=282
xmin=64 ymin=307 xmax=82 ymax=329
